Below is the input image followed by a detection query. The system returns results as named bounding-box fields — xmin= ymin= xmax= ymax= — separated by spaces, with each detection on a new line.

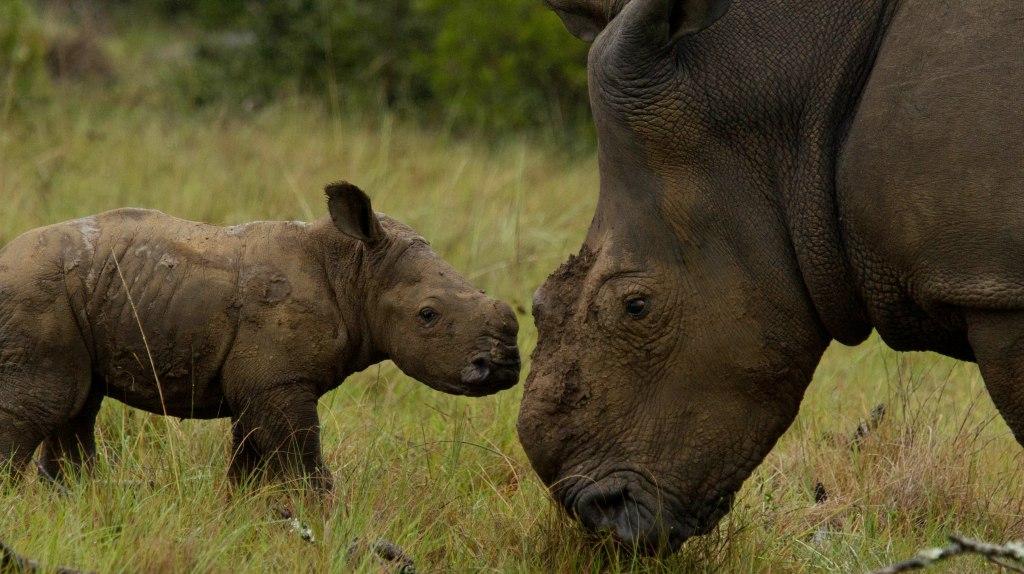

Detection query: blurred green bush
xmin=150 ymin=0 xmax=591 ymax=133
xmin=0 ymin=0 xmax=48 ymax=114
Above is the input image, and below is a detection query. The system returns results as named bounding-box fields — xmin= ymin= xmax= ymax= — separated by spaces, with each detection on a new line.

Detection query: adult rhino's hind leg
xmin=38 ymin=389 xmax=104 ymax=482
xmin=967 ymin=311 xmax=1024 ymax=447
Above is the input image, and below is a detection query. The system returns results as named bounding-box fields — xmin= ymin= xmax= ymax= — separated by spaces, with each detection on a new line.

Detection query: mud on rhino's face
xmin=517 ymin=0 xmax=842 ymax=551
xmin=518 ymin=230 xmax=825 ymax=552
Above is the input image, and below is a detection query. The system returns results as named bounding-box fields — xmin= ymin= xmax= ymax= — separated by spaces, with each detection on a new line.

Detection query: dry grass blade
xmin=871 ymin=535 xmax=1024 ymax=573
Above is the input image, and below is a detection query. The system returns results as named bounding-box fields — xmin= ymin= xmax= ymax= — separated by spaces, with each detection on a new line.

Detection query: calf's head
xmin=518 ymin=0 xmax=834 ymax=553
xmin=326 ymin=183 xmax=520 ymax=396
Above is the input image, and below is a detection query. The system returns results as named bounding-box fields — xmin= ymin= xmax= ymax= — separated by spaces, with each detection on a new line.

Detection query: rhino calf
xmin=0 ymin=183 xmax=520 ymax=490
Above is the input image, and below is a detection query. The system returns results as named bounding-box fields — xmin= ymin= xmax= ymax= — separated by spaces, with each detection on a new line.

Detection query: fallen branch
xmin=850 ymin=403 xmax=887 ymax=449
xmin=871 ymin=535 xmax=1024 ymax=574
xmin=274 ymin=508 xmax=315 ymax=544
xmin=347 ymin=538 xmax=416 ymax=573
xmin=34 ymin=461 xmax=72 ymax=496
xmin=813 ymin=482 xmax=829 ymax=504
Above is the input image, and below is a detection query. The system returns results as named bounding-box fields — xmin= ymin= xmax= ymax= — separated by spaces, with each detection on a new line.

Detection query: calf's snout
xmin=459 ymin=342 xmax=521 ymax=395
xmin=491 ymin=300 xmax=519 ymax=342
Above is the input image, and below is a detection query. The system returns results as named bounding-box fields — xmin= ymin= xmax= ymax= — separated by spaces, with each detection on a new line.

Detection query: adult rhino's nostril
xmin=575 ymin=487 xmax=666 ymax=551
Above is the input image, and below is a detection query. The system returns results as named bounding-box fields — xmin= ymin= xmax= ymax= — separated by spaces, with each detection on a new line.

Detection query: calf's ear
xmin=325 ymin=182 xmax=385 ymax=244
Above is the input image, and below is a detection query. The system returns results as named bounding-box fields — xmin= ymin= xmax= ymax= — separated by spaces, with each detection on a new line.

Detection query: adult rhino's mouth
xmin=558 ymin=471 xmax=736 ymax=554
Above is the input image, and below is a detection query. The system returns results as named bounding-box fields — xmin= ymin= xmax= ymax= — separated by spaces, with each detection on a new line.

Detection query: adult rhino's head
xmin=326 ymin=183 xmax=521 ymax=396
xmin=519 ymin=0 xmax=841 ymax=553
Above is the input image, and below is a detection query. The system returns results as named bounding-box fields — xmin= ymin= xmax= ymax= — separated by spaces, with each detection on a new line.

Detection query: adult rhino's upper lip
xmin=559 ymin=470 xmax=736 ymax=555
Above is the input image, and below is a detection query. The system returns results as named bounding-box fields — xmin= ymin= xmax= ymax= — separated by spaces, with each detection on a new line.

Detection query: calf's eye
xmin=418 ymin=307 xmax=440 ymax=324
xmin=624 ymin=296 xmax=649 ymax=319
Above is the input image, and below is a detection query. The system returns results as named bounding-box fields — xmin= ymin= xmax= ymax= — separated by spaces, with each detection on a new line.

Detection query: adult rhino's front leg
xmin=225 ymin=382 xmax=333 ymax=493
xmin=968 ymin=311 xmax=1024 ymax=447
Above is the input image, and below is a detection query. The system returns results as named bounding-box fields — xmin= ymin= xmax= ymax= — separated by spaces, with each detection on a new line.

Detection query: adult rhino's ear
xmin=546 ymin=0 xmax=728 ymax=43
xmin=547 ymin=0 xmax=631 ymax=42
xmin=619 ymin=0 xmax=731 ymax=45
xmin=325 ymin=182 xmax=385 ymax=244
xmin=666 ymin=0 xmax=731 ymax=39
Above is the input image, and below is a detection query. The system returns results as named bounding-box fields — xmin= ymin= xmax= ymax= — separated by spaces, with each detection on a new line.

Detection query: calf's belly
xmin=101 ymin=371 xmax=230 ymax=419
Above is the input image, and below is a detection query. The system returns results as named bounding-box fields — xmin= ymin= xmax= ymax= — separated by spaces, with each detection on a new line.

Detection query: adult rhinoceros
xmin=517 ymin=0 xmax=1023 ymax=552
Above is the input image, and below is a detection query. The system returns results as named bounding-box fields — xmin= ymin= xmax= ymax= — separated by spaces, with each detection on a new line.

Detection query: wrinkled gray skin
xmin=0 ymin=183 xmax=520 ymax=490
xmin=520 ymin=0 xmax=1023 ymax=552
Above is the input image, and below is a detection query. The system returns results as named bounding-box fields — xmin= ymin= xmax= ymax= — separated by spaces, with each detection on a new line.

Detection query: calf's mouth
xmin=456 ymin=340 xmax=521 ymax=396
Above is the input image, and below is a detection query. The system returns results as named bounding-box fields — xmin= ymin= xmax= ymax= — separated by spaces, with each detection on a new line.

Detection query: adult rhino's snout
xmin=459 ymin=301 xmax=521 ymax=396
xmin=572 ymin=479 xmax=735 ymax=554
xmin=574 ymin=485 xmax=682 ymax=553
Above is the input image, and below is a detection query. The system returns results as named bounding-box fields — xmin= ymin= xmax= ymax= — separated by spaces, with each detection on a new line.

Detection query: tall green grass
xmin=1 ymin=19 xmax=1022 ymax=574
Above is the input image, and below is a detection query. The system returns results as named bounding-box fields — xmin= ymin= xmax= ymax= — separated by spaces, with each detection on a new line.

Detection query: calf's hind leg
xmin=967 ymin=311 xmax=1024 ymax=446
xmin=0 ymin=371 xmax=88 ymax=478
xmin=38 ymin=390 xmax=104 ymax=482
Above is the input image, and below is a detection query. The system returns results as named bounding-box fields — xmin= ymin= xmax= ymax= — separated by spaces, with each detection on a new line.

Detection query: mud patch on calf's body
xmin=264 ymin=275 xmax=291 ymax=304
xmin=158 ymin=253 xmax=179 ymax=269
xmin=240 ymin=266 xmax=292 ymax=306
xmin=76 ymin=216 xmax=100 ymax=258
xmin=227 ymin=220 xmax=311 ymax=237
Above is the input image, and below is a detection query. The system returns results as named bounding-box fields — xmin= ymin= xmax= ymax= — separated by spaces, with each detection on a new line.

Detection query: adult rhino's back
xmin=837 ymin=0 xmax=1024 ymax=353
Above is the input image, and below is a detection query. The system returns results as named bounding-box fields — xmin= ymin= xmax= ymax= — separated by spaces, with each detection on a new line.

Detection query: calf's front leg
xmin=226 ymin=384 xmax=333 ymax=493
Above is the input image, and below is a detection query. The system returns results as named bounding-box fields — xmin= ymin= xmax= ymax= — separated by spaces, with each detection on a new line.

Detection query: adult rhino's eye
xmin=625 ymin=296 xmax=649 ymax=319
xmin=418 ymin=307 xmax=440 ymax=325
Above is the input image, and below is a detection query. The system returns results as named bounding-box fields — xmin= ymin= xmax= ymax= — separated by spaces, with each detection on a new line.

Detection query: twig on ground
xmin=871 ymin=535 xmax=1024 ymax=573
xmin=34 ymin=461 xmax=72 ymax=496
xmin=813 ymin=482 xmax=829 ymax=504
xmin=347 ymin=537 xmax=416 ymax=574
xmin=0 ymin=540 xmax=90 ymax=574
xmin=274 ymin=508 xmax=315 ymax=543
xmin=850 ymin=403 xmax=887 ymax=449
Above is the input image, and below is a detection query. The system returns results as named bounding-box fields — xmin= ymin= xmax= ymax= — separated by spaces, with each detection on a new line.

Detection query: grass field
xmin=1 ymin=17 xmax=1023 ymax=574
